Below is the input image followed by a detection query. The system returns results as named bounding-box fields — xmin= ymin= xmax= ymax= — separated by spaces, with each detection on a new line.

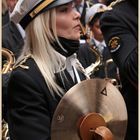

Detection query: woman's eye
xmin=57 ymin=3 xmax=74 ymax=13
xmin=60 ymin=7 xmax=68 ymax=12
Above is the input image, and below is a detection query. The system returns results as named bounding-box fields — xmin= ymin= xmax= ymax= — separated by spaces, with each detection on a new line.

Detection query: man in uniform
xmin=100 ymin=0 xmax=138 ymax=139
xmin=77 ymin=3 xmax=118 ymax=80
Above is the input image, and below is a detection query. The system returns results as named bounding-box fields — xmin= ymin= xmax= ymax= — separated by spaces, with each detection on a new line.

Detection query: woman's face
xmin=56 ymin=2 xmax=81 ymax=40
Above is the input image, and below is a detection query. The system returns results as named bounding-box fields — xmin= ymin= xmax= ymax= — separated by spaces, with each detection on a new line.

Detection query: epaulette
xmin=100 ymin=0 xmax=125 ymax=12
xmin=108 ymin=0 xmax=125 ymax=10
xmin=13 ymin=54 xmax=32 ymax=70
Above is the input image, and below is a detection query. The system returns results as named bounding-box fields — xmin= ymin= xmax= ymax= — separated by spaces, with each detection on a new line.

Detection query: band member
xmin=100 ymin=0 xmax=138 ymax=139
xmin=7 ymin=0 xmax=86 ymax=140
xmin=77 ymin=3 xmax=118 ymax=80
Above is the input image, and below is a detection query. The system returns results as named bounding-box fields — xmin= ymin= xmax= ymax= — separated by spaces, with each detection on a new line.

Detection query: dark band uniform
xmin=6 ymin=1 xmax=86 ymax=140
xmin=100 ymin=0 xmax=138 ymax=140
xmin=7 ymin=57 xmax=86 ymax=140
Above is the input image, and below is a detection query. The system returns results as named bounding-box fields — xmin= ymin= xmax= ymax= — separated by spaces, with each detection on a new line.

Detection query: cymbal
xmin=51 ymin=78 xmax=127 ymax=140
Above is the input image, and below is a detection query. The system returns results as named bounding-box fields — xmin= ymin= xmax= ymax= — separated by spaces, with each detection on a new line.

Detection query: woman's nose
xmin=74 ymin=9 xmax=81 ymax=19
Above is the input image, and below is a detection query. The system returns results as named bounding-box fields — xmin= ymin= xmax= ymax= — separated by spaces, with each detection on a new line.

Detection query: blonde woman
xmin=6 ymin=0 xmax=85 ymax=140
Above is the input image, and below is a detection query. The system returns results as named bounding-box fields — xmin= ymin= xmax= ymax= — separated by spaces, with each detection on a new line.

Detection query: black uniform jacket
xmin=7 ymin=58 xmax=86 ymax=140
xmin=100 ymin=1 xmax=138 ymax=140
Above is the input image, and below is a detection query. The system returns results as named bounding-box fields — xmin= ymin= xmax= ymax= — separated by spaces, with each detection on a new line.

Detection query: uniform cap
xmin=85 ymin=3 xmax=107 ymax=24
xmin=11 ymin=0 xmax=73 ymax=29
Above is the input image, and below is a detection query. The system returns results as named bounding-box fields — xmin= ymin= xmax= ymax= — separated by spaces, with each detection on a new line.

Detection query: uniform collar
xmin=94 ymin=38 xmax=106 ymax=47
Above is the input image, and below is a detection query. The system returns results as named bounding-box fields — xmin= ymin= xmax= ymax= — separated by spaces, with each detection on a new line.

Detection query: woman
xmin=7 ymin=0 xmax=84 ymax=140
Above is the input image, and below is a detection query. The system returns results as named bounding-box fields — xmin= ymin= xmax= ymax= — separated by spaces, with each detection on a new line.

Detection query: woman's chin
xmin=62 ymin=33 xmax=81 ymax=41
xmin=73 ymin=34 xmax=81 ymax=40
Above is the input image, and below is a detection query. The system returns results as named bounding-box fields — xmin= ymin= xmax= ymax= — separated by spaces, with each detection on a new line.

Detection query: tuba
xmin=2 ymin=48 xmax=15 ymax=140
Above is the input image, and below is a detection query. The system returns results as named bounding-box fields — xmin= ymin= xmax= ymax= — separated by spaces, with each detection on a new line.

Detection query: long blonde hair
xmin=16 ymin=9 xmax=66 ymax=97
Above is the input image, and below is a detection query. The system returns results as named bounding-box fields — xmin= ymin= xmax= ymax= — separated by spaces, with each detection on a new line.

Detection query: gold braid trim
xmin=100 ymin=0 xmax=125 ymax=12
xmin=13 ymin=54 xmax=32 ymax=70
xmin=108 ymin=0 xmax=125 ymax=9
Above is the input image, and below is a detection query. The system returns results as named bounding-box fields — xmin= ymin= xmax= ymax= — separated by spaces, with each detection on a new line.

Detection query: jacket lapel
xmin=55 ymin=69 xmax=75 ymax=92
xmin=55 ymin=67 xmax=87 ymax=92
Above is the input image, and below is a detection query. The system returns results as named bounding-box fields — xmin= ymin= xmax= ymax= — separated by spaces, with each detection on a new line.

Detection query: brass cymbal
xmin=51 ymin=79 xmax=127 ymax=140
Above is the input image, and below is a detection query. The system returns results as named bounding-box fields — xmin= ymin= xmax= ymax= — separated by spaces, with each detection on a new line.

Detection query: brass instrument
xmin=2 ymin=48 xmax=15 ymax=140
xmin=105 ymin=59 xmax=118 ymax=85
xmin=80 ymin=22 xmax=92 ymax=41
xmin=85 ymin=44 xmax=102 ymax=78
xmin=79 ymin=23 xmax=122 ymax=89
xmin=80 ymin=22 xmax=87 ymax=40
xmin=2 ymin=119 xmax=9 ymax=140
xmin=2 ymin=48 xmax=15 ymax=74
xmin=80 ymin=22 xmax=86 ymax=37
xmin=79 ymin=22 xmax=102 ymax=78
xmin=105 ymin=59 xmax=113 ymax=77
xmin=105 ymin=59 xmax=122 ymax=89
